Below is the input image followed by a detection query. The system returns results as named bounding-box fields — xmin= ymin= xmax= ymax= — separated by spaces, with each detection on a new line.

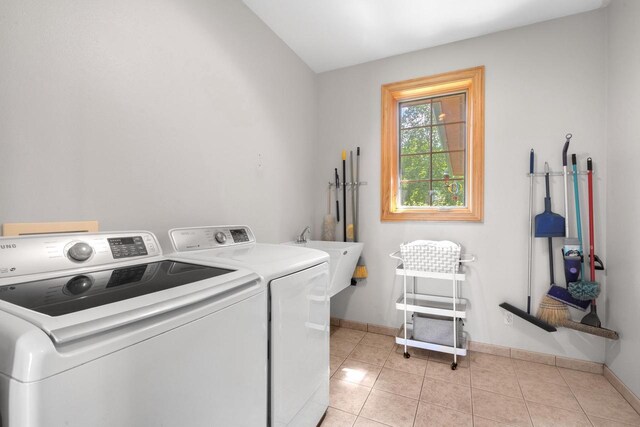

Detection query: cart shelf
xmin=395 ymin=294 xmax=467 ymax=318
xmin=396 ymin=265 xmax=466 ymax=281
xmin=397 ymin=324 xmax=468 ymax=356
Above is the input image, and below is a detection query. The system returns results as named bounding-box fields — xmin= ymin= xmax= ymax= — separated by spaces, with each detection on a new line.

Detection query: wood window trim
xmin=381 ymin=66 xmax=485 ymax=222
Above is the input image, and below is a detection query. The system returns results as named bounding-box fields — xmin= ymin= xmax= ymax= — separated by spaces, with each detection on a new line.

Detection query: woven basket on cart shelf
xmin=399 ymin=240 xmax=461 ymax=273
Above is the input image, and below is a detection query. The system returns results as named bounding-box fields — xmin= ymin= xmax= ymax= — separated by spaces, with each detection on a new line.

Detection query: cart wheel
xmin=451 ymin=362 xmax=457 ymax=370
xmin=403 ymin=352 xmax=410 ymax=359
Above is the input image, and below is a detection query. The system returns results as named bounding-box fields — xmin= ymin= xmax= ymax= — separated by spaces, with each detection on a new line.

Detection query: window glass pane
xmin=400 ymin=181 xmax=431 ymax=207
xmin=432 ymin=152 xmax=464 ymax=180
xmin=432 ymin=123 xmax=466 ymax=152
xmin=400 ymin=155 xmax=430 ymax=181
xmin=397 ymin=92 xmax=468 ymax=209
xmin=432 ymin=93 xmax=466 ymax=125
xmin=400 ymin=128 xmax=430 ymax=154
xmin=431 ymin=180 xmax=465 ymax=207
xmin=400 ymin=102 xmax=431 ymax=129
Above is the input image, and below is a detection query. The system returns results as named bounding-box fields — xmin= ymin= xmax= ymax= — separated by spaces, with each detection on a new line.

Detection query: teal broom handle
xmin=572 ymin=154 xmax=585 ymax=280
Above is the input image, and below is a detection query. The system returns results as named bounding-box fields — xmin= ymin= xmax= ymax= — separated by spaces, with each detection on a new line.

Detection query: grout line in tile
xmin=411 ymin=393 xmax=420 ymax=427
xmin=561 ymin=375 xmax=593 ymax=421
xmin=356 ymin=386 xmax=373 ymax=418
xmin=516 ymin=370 xmax=535 ymax=426
xmin=469 ymin=379 xmax=474 ymax=418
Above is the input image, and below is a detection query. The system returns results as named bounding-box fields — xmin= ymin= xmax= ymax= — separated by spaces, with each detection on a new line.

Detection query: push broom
xmin=500 ymin=149 xmax=556 ymax=332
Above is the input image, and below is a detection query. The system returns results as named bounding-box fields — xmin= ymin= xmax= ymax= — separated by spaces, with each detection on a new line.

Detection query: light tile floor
xmin=323 ymin=326 xmax=640 ymax=427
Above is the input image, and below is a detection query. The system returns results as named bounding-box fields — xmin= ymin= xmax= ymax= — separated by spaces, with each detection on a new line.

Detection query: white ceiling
xmin=242 ymin=0 xmax=608 ymax=73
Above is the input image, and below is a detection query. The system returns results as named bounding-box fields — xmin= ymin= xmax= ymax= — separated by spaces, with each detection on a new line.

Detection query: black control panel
xmin=108 ymin=236 xmax=148 ymax=259
xmin=230 ymin=229 xmax=249 ymax=243
xmin=107 ymin=264 xmax=148 ymax=287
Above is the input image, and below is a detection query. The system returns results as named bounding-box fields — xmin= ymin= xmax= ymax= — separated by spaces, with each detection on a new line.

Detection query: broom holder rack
xmin=328 ymin=181 xmax=368 ymax=188
xmin=527 ymin=171 xmax=593 ymax=177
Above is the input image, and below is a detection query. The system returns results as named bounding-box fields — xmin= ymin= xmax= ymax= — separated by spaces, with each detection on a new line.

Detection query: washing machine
xmin=169 ymin=225 xmax=330 ymax=427
xmin=0 ymin=231 xmax=267 ymax=427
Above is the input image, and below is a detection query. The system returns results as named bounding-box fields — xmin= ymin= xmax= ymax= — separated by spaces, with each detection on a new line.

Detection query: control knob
xmin=214 ymin=232 xmax=227 ymax=244
xmin=68 ymin=242 xmax=93 ymax=262
xmin=64 ymin=275 xmax=93 ymax=295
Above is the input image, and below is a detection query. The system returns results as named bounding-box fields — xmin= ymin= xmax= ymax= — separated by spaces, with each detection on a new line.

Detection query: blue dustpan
xmin=535 ymin=163 xmax=565 ymax=238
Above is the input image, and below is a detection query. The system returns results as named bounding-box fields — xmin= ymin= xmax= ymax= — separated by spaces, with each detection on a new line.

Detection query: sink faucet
xmin=296 ymin=226 xmax=311 ymax=243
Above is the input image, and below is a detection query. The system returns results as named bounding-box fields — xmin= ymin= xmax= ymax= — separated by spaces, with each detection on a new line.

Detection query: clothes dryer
xmin=169 ymin=225 xmax=330 ymax=427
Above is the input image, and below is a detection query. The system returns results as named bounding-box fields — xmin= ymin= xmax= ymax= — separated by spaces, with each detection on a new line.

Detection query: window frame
xmin=381 ymin=66 xmax=485 ymax=222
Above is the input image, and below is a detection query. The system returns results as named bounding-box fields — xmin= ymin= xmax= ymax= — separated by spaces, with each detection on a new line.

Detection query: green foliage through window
xmin=398 ymin=93 xmax=466 ymax=207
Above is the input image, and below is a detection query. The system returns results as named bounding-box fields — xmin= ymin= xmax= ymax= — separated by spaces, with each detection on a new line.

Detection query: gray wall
xmin=605 ymin=0 xmax=640 ymax=397
xmin=316 ymin=11 xmax=608 ymax=362
xmin=0 ymin=0 xmax=317 ymax=248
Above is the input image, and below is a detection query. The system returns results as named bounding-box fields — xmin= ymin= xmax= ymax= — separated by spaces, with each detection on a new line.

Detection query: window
xmin=381 ymin=66 xmax=484 ymax=221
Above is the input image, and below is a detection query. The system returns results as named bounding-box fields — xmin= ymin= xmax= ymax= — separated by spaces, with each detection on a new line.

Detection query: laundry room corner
xmin=314 ymin=10 xmax=609 ymax=363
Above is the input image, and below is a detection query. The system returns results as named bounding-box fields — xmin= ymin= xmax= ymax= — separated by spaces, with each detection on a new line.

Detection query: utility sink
xmin=284 ymin=241 xmax=364 ymax=297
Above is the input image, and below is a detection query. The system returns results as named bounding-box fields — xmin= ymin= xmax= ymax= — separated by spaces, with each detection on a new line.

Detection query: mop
xmin=567 ymin=154 xmax=600 ymax=300
xmin=544 ymin=135 xmax=590 ymax=311
xmin=560 ymin=156 xmax=618 ymax=339
xmin=321 ymin=181 xmax=336 ymax=241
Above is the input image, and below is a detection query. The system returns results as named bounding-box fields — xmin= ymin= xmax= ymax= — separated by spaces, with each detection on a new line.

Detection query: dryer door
xmin=270 ymin=262 xmax=329 ymax=427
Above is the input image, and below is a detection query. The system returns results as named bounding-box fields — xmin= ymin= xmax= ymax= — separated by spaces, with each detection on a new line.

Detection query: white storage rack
xmin=390 ymin=244 xmax=475 ymax=370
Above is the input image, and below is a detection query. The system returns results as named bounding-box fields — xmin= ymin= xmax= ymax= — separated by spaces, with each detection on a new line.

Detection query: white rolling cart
xmin=390 ymin=241 xmax=475 ymax=370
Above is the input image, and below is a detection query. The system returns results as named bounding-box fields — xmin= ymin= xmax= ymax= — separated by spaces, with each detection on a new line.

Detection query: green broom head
xmin=568 ymin=280 xmax=600 ymax=300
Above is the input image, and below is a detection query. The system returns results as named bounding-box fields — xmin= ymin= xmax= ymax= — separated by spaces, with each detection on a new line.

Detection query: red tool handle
xmin=587 ymin=157 xmax=595 ymax=282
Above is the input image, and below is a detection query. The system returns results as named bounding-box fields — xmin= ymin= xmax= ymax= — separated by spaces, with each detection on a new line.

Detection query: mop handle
xmin=587 ymin=158 xmax=595 ymax=282
xmin=562 ymin=134 xmax=571 ymax=237
xmin=572 ymin=154 xmax=585 ymax=280
xmin=342 ymin=150 xmax=347 ymax=242
xmin=527 ymin=149 xmax=534 ymax=313
xmin=355 ymin=147 xmax=360 ymax=243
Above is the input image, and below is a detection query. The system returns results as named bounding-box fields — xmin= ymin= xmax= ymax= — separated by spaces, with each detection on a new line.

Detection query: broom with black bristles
xmin=536 ymin=162 xmax=570 ymax=326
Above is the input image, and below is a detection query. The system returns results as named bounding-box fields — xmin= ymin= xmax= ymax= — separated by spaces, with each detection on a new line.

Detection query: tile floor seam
xmin=515 ymin=369 xmax=534 ymax=427
xmin=469 ymin=381 xmax=474 ymax=420
xmin=413 ymin=363 xmax=427 ymax=427
xmin=570 ymin=383 xmax=640 ymax=425
xmin=358 ymin=415 xmax=392 ymax=427
xmin=471 ymin=387 xmax=529 ymax=426
xmin=356 ymin=378 xmax=375 ymax=418
xmin=410 ymin=395 xmax=419 ymax=427
xmin=418 ymin=397 xmax=474 ymax=418
xmin=386 ymin=348 xmax=420 ymax=427
xmin=525 ymin=375 xmax=591 ymax=418
xmin=523 ymin=400 xmax=589 ymax=427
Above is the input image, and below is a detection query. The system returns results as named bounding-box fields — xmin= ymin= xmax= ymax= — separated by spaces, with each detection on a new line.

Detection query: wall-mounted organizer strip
xmin=390 ymin=242 xmax=475 ymax=370
xmin=526 ymin=171 xmax=593 ymax=177
xmin=327 ymin=181 xmax=368 ymax=188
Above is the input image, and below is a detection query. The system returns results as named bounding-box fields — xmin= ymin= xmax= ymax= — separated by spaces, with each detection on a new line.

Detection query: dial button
xmin=215 ymin=232 xmax=227 ymax=244
xmin=64 ymin=275 xmax=93 ymax=295
xmin=68 ymin=242 xmax=93 ymax=261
